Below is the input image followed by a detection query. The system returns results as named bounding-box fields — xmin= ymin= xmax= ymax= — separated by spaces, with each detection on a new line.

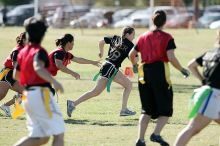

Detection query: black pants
xmin=138 ymin=61 xmax=173 ymax=119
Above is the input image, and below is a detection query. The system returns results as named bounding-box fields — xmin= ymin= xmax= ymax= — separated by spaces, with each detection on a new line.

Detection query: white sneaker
xmin=0 ymin=105 xmax=11 ymax=117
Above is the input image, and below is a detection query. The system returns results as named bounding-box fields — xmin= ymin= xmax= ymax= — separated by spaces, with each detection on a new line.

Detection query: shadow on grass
xmin=65 ymin=118 xmax=138 ymax=127
xmin=172 ymin=84 xmax=200 ymax=93
xmin=65 ymin=119 xmax=89 ymax=125
xmin=114 ymin=83 xmax=200 ymax=94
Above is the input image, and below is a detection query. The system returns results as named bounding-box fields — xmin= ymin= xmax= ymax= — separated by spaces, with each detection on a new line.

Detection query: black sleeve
xmin=54 ymin=51 xmax=65 ymax=61
xmin=134 ymin=45 xmax=139 ymax=51
xmin=104 ymin=36 xmax=112 ymax=44
xmin=34 ymin=50 xmax=49 ymax=67
xmin=166 ymin=39 xmax=176 ymax=51
xmin=195 ymin=54 xmax=205 ymax=66
xmin=16 ymin=64 xmax=20 ymax=71
xmin=11 ymin=50 xmax=19 ymax=62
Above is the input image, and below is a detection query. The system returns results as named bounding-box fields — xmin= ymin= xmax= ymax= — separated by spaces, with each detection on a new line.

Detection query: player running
xmin=67 ymin=26 xmax=136 ymax=117
xmin=0 ymin=32 xmax=26 ymax=117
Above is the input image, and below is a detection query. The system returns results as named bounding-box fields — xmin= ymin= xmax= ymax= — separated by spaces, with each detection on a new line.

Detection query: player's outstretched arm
xmin=72 ymin=57 xmax=101 ymax=67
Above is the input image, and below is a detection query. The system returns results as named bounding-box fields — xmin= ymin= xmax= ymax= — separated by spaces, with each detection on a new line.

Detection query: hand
xmin=93 ymin=59 xmax=102 ymax=67
xmin=180 ymin=68 xmax=190 ymax=78
xmin=53 ymin=80 xmax=64 ymax=94
xmin=133 ymin=64 xmax=138 ymax=73
xmin=98 ymin=52 xmax=103 ymax=58
xmin=71 ymin=72 xmax=80 ymax=80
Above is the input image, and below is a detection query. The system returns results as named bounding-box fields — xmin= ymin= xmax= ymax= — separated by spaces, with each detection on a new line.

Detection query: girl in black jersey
xmin=67 ymin=26 xmax=136 ymax=117
xmin=174 ymin=30 xmax=220 ymax=146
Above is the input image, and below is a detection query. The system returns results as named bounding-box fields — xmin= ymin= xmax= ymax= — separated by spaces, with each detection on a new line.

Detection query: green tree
xmin=0 ymin=0 xmax=31 ymax=6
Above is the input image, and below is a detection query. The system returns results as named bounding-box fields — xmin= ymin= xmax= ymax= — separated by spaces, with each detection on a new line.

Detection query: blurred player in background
xmin=174 ymin=30 xmax=220 ymax=146
xmin=0 ymin=32 xmax=26 ymax=117
xmin=13 ymin=17 xmax=65 ymax=146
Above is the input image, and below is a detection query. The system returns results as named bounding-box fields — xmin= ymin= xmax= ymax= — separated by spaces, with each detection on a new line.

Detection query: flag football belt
xmin=138 ymin=62 xmax=172 ymax=89
xmin=0 ymin=68 xmax=11 ymax=80
xmin=12 ymin=87 xmax=53 ymax=119
xmin=138 ymin=63 xmax=145 ymax=84
xmin=188 ymin=85 xmax=213 ymax=119
xmin=93 ymin=61 xmax=118 ymax=93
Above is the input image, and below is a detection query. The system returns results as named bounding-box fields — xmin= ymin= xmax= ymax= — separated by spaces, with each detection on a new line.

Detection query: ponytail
xmin=122 ymin=26 xmax=134 ymax=39
xmin=55 ymin=34 xmax=74 ymax=48
xmin=16 ymin=32 xmax=26 ymax=46
xmin=152 ymin=10 xmax=166 ymax=28
xmin=55 ymin=39 xmax=62 ymax=47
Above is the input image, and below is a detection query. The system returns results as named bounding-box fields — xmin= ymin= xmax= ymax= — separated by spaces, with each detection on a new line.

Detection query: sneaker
xmin=67 ymin=100 xmax=75 ymax=117
xmin=136 ymin=139 xmax=146 ymax=146
xmin=150 ymin=133 xmax=169 ymax=146
xmin=0 ymin=105 xmax=11 ymax=117
xmin=120 ymin=108 xmax=136 ymax=116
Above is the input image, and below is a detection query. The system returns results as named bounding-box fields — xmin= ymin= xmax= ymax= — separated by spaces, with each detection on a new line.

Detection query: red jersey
xmin=17 ymin=44 xmax=49 ymax=86
xmin=48 ymin=48 xmax=73 ymax=76
xmin=136 ymin=30 xmax=173 ymax=64
xmin=4 ymin=45 xmax=24 ymax=69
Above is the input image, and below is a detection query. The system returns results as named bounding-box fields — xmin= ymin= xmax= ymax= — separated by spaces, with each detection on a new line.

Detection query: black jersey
xmin=196 ymin=47 xmax=220 ymax=89
xmin=104 ymin=35 xmax=134 ymax=68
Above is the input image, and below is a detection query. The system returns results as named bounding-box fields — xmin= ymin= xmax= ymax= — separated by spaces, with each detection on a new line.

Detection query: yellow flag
xmin=0 ymin=68 xmax=11 ymax=80
xmin=138 ymin=64 xmax=145 ymax=84
xmin=12 ymin=101 xmax=25 ymax=119
xmin=42 ymin=88 xmax=52 ymax=118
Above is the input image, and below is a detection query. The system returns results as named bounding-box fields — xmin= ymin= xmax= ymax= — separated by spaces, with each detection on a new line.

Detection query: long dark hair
xmin=122 ymin=26 xmax=135 ymax=39
xmin=16 ymin=32 xmax=26 ymax=46
xmin=55 ymin=34 xmax=74 ymax=48
xmin=152 ymin=10 xmax=166 ymax=28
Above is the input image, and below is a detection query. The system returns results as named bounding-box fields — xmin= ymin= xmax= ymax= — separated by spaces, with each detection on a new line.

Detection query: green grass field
xmin=0 ymin=27 xmax=219 ymax=146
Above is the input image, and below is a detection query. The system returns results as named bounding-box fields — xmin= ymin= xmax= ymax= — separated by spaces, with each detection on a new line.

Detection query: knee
xmin=186 ymin=125 xmax=202 ymax=136
xmin=0 ymin=92 xmax=7 ymax=100
xmin=40 ymin=137 xmax=50 ymax=145
xmin=90 ymin=89 xmax=102 ymax=96
xmin=124 ymin=81 xmax=132 ymax=90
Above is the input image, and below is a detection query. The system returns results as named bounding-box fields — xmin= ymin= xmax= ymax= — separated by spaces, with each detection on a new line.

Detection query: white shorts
xmin=197 ymin=87 xmax=220 ymax=119
xmin=23 ymin=86 xmax=65 ymax=138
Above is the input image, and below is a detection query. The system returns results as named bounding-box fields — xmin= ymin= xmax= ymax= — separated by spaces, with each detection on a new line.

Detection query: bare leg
xmin=153 ymin=116 xmax=169 ymax=135
xmin=52 ymin=133 xmax=64 ymax=146
xmin=3 ymin=81 xmax=24 ymax=106
xmin=0 ymin=82 xmax=10 ymax=101
xmin=113 ymin=71 xmax=132 ymax=110
xmin=174 ymin=114 xmax=211 ymax=146
xmin=137 ymin=114 xmax=151 ymax=140
xmin=74 ymin=77 xmax=108 ymax=106
xmin=11 ymin=81 xmax=24 ymax=94
xmin=13 ymin=136 xmax=49 ymax=146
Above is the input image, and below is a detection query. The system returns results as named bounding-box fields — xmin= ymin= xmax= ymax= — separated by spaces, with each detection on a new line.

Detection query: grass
xmin=0 ymin=27 xmax=219 ymax=146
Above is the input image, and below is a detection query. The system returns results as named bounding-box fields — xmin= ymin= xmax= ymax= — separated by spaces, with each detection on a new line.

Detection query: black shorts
xmin=138 ymin=61 xmax=173 ymax=119
xmin=0 ymin=68 xmax=16 ymax=87
xmin=100 ymin=62 xmax=118 ymax=79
